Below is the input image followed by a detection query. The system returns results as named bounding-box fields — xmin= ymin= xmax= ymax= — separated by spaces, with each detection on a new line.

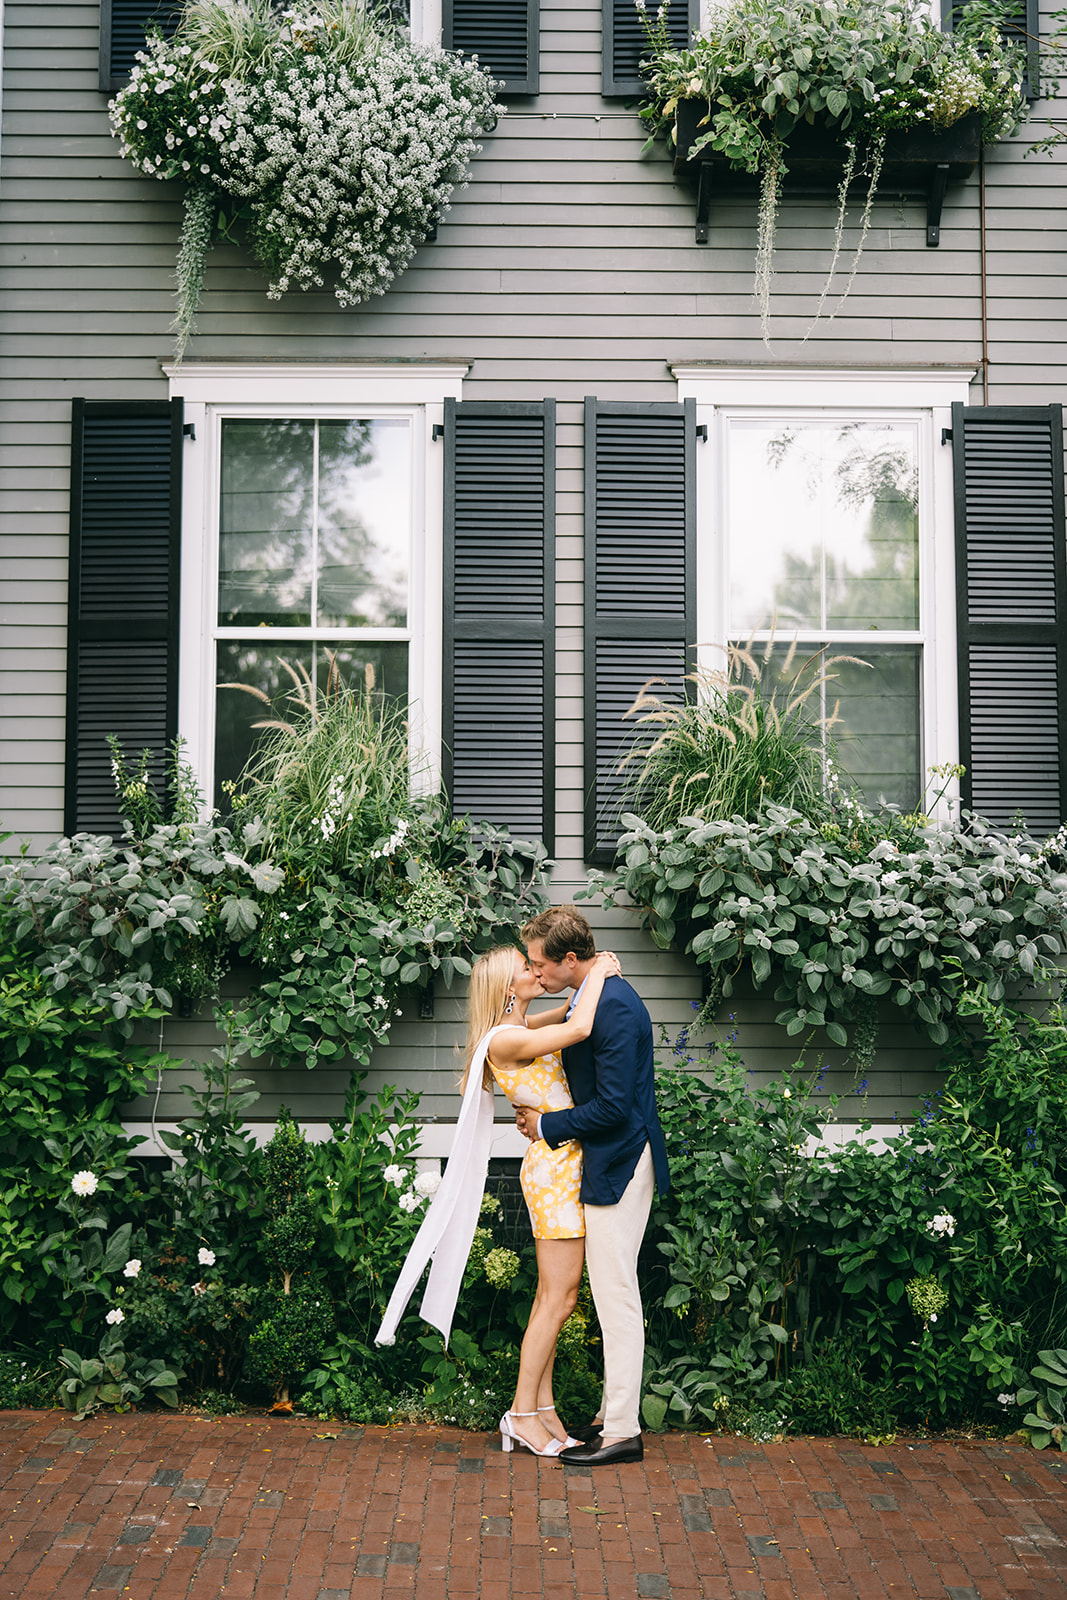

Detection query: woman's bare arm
xmin=491 ymin=951 xmax=620 ymax=1066
xmin=524 ymin=1001 xmax=569 ymax=1030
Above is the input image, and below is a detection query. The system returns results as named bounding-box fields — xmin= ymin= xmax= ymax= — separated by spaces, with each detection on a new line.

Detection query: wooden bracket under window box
xmin=671 ymin=99 xmax=982 ymax=247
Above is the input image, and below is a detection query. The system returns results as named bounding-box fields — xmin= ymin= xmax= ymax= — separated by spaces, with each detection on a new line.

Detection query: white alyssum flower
xmin=109 ymin=29 xmax=501 ymax=320
xmin=414 ymin=1170 xmax=441 ymax=1198
xmin=71 ymin=1170 xmax=98 ymax=1196
xmin=123 ymin=1259 xmax=142 ymax=1279
xmin=198 ymin=1247 xmax=216 ymax=1266
xmin=106 ymin=1308 xmax=125 ymax=1325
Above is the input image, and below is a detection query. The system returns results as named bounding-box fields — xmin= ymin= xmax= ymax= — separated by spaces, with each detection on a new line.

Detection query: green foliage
xmin=635 ymin=0 xmax=1028 ymax=332
xmin=2 ymin=716 xmax=548 ymax=1072
xmin=0 ymin=1352 xmax=57 ymax=1410
xmin=777 ymin=1339 xmax=900 ymax=1438
xmin=642 ymin=1033 xmax=837 ymax=1423
xmin=639 ymin=0 xmax=1029 ymax=165
xmin=0 ymin=920 xmax=168 ymax=1330
xmin=1018 ymin=1349 xmax=1067 ymax=1451
xmin=299 ymin=1358 xmax=398 ymax=1424
xmin=638 ymin=986 xmax=1067 ymax=1437
xmin=58 ymin=1328 xmax=182 ymax=1420
xmin=585 ymin=801 xmax=1067 ymax=1055
xmin=120 ymin=1258 xmax=258 ymax=1391
xmin=245 ymin=1283 xmax=335 ymax=1395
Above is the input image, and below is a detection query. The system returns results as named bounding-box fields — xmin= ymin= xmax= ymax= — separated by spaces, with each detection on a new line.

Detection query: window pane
xmin=728 ymin=419 xmax=919 ymax=634
xmin=767 ymin=643 xmax=921 ymax=812
xmin=219 ymin=419 xmax=314 ymax=625
xmin=214 ymin=641 xmax=408 ymax=815
xmin=317 ymin=419 xmax=409 ymax=627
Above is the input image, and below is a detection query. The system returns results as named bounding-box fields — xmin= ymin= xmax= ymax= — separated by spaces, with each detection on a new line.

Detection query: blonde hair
xmin=460 ymin=945 xmax=519 ymax=1092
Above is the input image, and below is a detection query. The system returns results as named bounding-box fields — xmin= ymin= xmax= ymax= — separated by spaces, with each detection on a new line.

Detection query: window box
xmin=671 ymin=99 xmax=982 ymax=246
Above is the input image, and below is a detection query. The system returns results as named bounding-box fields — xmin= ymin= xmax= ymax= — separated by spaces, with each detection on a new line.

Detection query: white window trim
xmin=409 ymin=0 xmax=443 ymax=45
xmin=164 ymin=362 xmax=469 ymax=805
xmin=671 ymin=365 xmax=977 ymax=819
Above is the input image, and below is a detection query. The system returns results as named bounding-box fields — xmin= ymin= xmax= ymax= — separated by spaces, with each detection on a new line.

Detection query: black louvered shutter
xmin=952 ymin=402 xmax=1067 ymax=837
xmin=66 ymin=399 xmax=184 ymax=836
xmin=584 ymin=399 xmax=696 ymax=863
xmin=443 ymin=400 xmax=555 ymax=848
xmin=602 ymin=0 xmax=699 ymax=97
xmin=942 ymin=0 xmax=1039 ymax=98
xmin=443 ymin=0 xmax=538 ymax=96
xmin=100 ymin=0 xmax=183 ymax=93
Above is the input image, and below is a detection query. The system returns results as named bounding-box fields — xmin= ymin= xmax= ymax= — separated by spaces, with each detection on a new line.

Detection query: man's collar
xmin=564 ymin=972 xmax=590 ymax=1019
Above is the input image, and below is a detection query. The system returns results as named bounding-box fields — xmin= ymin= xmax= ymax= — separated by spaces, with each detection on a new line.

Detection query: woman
xmin=375 ymin=943 xmax=617 ymax=1459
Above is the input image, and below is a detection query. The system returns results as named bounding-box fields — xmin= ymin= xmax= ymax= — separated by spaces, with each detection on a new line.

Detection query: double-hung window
xmin=676 ymin=367 xmax=974 ymax=816
xmin=169 ymin=364 xmax=466 ymax=813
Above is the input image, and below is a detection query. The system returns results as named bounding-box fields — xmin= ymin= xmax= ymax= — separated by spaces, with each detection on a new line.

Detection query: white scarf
xmin=374 ymin=1023 xmax=509 ymax=1348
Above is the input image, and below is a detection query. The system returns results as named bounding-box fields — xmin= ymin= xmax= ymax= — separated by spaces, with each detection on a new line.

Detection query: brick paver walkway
xmin=1 ymin=1410 xmax=1065 ymax=1599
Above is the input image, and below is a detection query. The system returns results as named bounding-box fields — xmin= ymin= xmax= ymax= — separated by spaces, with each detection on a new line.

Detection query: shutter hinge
xmin=696 ymin=423 xmax=708 ymax=442
xmin=183 ymin=423 xmax=196 ymax=441
xmin=432 ymin=423 xmax=445 ymax=442
xmin=941 ymin=427 xmax=953 ymax=445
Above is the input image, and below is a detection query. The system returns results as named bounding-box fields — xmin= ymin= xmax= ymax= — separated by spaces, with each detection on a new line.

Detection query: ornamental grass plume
xmin=615 ymin=636 xmax=865 ymax=831
xmin=223 ymin=655 xmax=420 ymax=867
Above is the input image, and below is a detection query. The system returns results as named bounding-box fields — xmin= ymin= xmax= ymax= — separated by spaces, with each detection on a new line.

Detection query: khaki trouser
xmin=583 ymin=1142 xmax=655 ymax=1439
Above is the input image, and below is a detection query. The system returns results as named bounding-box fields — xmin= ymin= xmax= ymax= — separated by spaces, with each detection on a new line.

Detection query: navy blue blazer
xmin=539 ymin=974 xmax=670 ymax=1205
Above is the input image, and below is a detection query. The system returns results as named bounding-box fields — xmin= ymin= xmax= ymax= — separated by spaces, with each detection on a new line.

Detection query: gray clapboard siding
xmin=2 ymin=0 xmax=1066 ymax=1123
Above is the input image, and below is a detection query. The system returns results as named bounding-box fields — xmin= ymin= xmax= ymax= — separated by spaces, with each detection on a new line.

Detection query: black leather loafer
xmin=571 ymin=1421 xmax=604 ymax=1444
xmin=559 ymin=1434 xmax=643 ymax=1465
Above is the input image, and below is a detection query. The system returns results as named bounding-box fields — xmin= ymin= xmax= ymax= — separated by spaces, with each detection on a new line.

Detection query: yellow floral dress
xmin=488 ymin=1048 xmax=584 ymax=1240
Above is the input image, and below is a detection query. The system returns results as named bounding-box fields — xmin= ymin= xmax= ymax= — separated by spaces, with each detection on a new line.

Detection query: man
xmin=517 ymin=905 xmax=670 ymax=1465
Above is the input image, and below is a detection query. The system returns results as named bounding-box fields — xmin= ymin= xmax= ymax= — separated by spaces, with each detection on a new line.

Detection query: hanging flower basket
xmin=672 ymin=98 xmax=982 ymax=245
xmin=109 ymin=0 xmax=502 ymax=358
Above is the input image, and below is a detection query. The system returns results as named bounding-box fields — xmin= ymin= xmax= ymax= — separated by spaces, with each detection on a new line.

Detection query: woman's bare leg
xmin=507 ymin=1238 xmax=584 ymax=1452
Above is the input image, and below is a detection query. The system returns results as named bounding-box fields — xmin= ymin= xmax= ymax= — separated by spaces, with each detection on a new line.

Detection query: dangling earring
xmin=504 ymin=994 xmax=516 ymax=1016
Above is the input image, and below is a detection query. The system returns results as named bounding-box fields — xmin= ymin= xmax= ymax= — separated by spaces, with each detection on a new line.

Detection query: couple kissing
xmin=376 ymin=904 xmax=670 ymax=1466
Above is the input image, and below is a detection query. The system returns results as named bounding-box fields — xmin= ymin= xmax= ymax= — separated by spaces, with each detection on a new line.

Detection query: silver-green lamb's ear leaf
xmin=642 ymin=1392 xmax=669 ymax=1431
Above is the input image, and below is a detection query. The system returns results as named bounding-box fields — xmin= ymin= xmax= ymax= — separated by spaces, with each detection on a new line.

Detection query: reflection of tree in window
xmin=746 ymin=421 xmax=920 ymax=810
xmin=763 ymin=422 xmax=918 ymax=632
xmin=218 ymin=419 xmax=407 ymax=629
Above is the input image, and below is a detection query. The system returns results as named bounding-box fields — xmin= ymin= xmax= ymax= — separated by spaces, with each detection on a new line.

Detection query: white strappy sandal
xmin=538 ymin=1404 xmax=581 ymax=1449
xmin=499 ymin=1410 xmax=567 ymax=1457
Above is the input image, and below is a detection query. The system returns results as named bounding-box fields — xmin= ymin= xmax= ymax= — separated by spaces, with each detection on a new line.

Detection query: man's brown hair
xmin=521 ymin=905 xmax=596 ymax=963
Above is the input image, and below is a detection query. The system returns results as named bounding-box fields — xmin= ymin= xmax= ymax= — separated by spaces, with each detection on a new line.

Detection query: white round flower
xmin=71 ymin=1170 xmax=98 ymax=1196
xmin=106 ymin=1308 xmax=125 ymax=1326
xmin=414 ymin=1170 xmax=441 ymax=1198
xmin=398 ymin=1191 xmax=420 ymax=1213
xmin=198 ymin=1247 xmax=216 ymax=1266
xmin=383 ymin=1164 xmax=408 ymax=1186
xmin=123 ymin=1259 xmax=142 ymax=1279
